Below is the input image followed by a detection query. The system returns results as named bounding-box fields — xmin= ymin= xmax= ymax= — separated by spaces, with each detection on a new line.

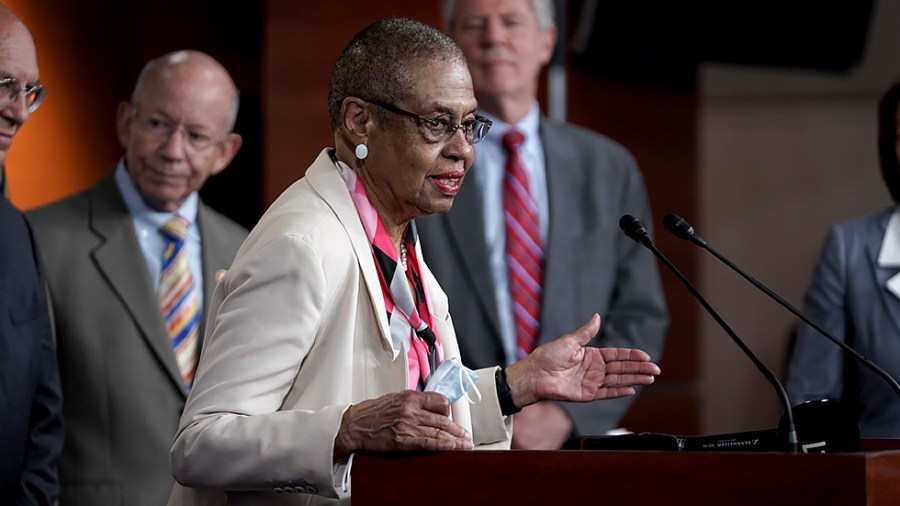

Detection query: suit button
xmin=273 ymin=487 xmax=284 ymax=493
xmin=305 ymin=485 xmax=318 ymax=494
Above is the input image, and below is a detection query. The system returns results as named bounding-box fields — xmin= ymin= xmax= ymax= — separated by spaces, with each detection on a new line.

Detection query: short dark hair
xmin=328 ymin=17 xmax=466 ymax=132
xmin=878 ymin=80 xmax=900 ymax=203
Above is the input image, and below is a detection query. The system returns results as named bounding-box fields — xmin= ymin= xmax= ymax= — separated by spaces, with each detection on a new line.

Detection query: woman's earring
xmin=355 ymin=143 xmax=369 ymax=160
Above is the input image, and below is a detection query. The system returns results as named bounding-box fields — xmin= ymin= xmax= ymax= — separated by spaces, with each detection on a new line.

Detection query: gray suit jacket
xmin=27 ymin=170 xmax=248 ymax=506
xmin=786 ymin=208 xmax=900 ymax=437
xmin=417 ymin=117 xmax=668 ymax=437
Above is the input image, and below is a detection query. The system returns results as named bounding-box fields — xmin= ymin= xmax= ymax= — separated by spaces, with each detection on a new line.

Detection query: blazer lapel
xmin=196 ymin=204 xmax=239 ymax=341
xmin=442 ymin=171 xmax=503 ymax=337
xmin=306 ymin=150 xmax=395 ymax=355
xmin=873 ymin=210 xmax=900 ymax=336
xmin=88 ymin=173 xmax=187 ymax=395
xmin=539 ymin=120 xmax=584 ymax=343
xmin=197 ymin=206 xmax=216 ymax=341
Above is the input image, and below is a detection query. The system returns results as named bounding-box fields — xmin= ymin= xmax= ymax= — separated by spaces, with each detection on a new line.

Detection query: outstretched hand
xmin=505 ymin=314 xmax=661 ymax=408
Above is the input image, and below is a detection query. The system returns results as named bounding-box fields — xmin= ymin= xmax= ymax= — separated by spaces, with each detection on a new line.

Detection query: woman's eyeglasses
xmin=365 ymin=100 xmax=492 ymax=144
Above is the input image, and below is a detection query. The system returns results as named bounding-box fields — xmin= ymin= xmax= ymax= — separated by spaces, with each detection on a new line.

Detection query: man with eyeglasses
xmin=0 ymin=5 xmax=63 ymax=505
xmin=0 ymin=32 xmax=46 ymax=198
xmin=416 ymin=0 xmax=668 ymax=449
xmin=27 ymin=50 xmax=248 ymax=506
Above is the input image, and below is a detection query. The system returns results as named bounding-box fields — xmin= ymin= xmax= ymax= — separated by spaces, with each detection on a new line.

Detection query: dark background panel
xmin=570 ymin=0 xmax=875 ymax=83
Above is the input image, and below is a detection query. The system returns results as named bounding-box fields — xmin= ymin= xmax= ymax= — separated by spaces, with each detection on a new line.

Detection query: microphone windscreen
xmin=619 ymin=214 xmax=648 ymax=242
xmin=663 ymin=213 xmax=694 ymax=240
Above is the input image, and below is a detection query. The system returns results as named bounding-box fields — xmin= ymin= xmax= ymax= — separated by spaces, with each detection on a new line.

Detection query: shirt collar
xmin=480 ymin=101 xmax=541 ymax=149
xmin=114 ymin=159 xmax=200 ymax=237
xmin=878 ymin=207 xmax=900 ymax=267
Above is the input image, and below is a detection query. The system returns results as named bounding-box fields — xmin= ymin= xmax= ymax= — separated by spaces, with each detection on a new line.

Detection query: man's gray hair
xmin=442 ymin=0 xmax=556 ymax=31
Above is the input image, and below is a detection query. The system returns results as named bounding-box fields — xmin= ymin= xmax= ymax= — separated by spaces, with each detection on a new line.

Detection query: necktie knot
xmin=502 ymin=130 xmax=525 ymax=153
xmin=160 ymin=216 xmax=190 ymax=242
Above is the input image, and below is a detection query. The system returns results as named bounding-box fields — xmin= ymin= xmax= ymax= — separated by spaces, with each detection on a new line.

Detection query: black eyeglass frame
xmin=364 ymin=99 xmax=492 ymax=144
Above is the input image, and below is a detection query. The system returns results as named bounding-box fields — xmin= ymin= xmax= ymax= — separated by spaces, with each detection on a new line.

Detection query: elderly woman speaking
xmin=168 ymin=17 xmax=660 ymax=505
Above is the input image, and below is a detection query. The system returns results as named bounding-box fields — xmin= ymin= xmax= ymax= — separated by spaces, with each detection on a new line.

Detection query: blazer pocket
xmin=8 ymin=297 xmax=45 ymax=326
xmin=1 ymin=301 xmax=51 ymax=373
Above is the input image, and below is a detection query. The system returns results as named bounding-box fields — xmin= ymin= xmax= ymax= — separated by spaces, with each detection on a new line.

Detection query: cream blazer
xmin=169 ymin=149 xmax=511 ymax=506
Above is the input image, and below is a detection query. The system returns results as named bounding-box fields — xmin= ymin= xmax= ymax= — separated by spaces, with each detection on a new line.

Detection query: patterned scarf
xmin=336 ymin=158 xmax=443 ymax=389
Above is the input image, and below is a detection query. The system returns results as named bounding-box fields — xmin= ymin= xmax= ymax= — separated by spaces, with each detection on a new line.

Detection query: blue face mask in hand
xmin=424 ymin=357 xmax=482 ymax=404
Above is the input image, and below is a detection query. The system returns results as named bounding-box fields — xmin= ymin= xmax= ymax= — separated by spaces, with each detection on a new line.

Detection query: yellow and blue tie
xmin=159 ymin=216 xmax=200 ymax=389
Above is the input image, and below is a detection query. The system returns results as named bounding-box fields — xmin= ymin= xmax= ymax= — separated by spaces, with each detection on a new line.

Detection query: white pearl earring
xmin=355 ymin=143 xmax=368 ymax=160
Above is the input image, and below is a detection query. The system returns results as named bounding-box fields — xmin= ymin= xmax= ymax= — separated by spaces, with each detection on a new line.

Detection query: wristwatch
xmin=495 ymin=367 xmax=521 ymax=416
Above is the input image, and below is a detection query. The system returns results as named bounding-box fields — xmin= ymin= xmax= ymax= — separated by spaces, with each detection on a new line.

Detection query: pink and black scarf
xmin=336 ymin=157 xmax=444 ymax=389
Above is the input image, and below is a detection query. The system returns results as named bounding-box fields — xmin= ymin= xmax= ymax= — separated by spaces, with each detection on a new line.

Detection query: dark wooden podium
xmin=351 ymin=440 xmax=900 ymax=505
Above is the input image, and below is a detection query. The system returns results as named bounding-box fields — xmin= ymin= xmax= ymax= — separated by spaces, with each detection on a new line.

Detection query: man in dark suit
xmin=417 ymin=0 xmax=668 ymax=448
xmin=0 ymin=197 xmax=63 ymax=506
xmin=27 ymin=51 xmax=248 ymax=506
xmin=0 ymin=5 xmax=64 ymax=504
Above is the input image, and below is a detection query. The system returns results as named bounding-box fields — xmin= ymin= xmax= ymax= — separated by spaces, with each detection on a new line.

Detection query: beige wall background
xmin=698 ymin=1 xmax=900 ymax=433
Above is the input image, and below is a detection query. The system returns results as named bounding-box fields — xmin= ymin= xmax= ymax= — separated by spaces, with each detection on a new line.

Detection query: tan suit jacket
xmin=169 ymin=149 xmax=511 ymax=506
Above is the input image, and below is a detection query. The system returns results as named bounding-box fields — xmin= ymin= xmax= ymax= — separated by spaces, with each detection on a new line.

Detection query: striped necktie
xmin=159 ymin=216 xmax=200 ymax=389
xmin=502 ymin=129 xmax=544 ymax=360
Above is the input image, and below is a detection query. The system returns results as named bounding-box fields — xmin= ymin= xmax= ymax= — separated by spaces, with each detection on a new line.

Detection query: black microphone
xmin=619 ymin=214 xmax=800 ymax=453
xmin=662 ymin=212 xmax=900 ymax=398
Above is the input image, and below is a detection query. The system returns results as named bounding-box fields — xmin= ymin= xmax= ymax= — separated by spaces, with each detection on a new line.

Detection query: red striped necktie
xmin=159 ymin=216 xmax=200 ymax=389
xmin=502 ymin=130 xmax=544 ymax=360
